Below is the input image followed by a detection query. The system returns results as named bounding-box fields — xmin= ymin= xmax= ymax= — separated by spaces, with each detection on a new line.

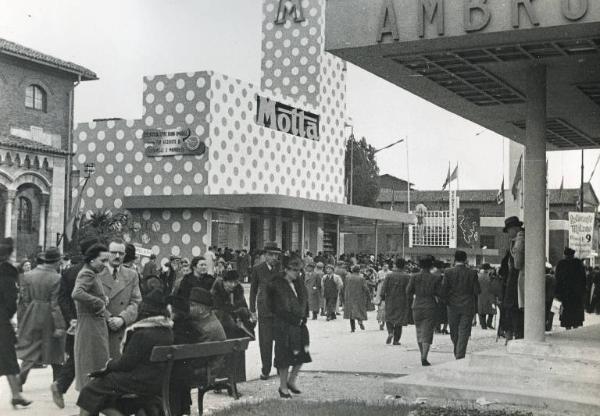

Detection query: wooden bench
xmin=149 ymin=337 xmax=251 ymax=416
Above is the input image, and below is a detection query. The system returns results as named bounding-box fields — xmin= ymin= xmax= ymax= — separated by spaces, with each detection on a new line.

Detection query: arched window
xmin=17 ymin=197 xmax=32 ymax=233
xmin=25 ymin=84 xmax=46 ymax=111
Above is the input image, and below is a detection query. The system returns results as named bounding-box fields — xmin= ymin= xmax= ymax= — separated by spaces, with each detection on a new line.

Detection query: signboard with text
xmin=255 ymin=95 xmax=320 ymax=140
xmin=568 ymin=212 xmax=595 ymax=259
xmin=449 ymin=190 xmax=458 ymax=249
xmin=143 ymin=128 xmax=207 ymax=157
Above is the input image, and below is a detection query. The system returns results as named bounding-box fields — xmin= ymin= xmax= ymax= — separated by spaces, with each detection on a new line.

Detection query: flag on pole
xmin=511 ymin=154 xmax=523 ymax=200
xmin=496 ymin=179 xmax=505 ymax=205
xmin=449 ymin=164 xmax=458 ymax=183
xmin=558 ymin=176 xmax=564 ymax=199
xmin=64 ymin=182 xmax=87 ymax=243
xmin=442 ymin=163 xmax=451 ymax=190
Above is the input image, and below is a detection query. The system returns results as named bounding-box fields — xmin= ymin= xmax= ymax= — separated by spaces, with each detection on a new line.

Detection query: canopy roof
xmin=325 ymin=0 xmax=600 ymax=150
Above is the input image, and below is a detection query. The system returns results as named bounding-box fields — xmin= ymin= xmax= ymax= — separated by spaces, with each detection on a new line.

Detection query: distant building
xmin=343 ymin=174 xmax=598 ymax=266
xmin=0 ymin=38 xmax=96 ymax=258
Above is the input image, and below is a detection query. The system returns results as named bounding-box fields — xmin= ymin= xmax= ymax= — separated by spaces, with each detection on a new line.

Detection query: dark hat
xmin=40 ymin=247 xmax=62 ymax=263
xmin=79 ymin=236 xmax=100 ymax=256
xmin=189 ymin=287 xmax=212 ymax=306
xmin=564 ymin=247 xmax=576 ymax=257
xmin=169 ymin=255 xmax=181 ymax=262
xmin=263 ymin=242 xmax=281 ymax=253
xmin=223 ymin=270 xmax=240 ymax=282
xmin=481 ymin=263 xmax=492 ymax=271
xmin=503 ymin=216 xmax=523 ymax=233
xmin=124 ymin=244 xmax=137 ymax=263
xmin=149 ymin=253 xmax=157 ymax=260
xmin=0 ymin=237 xmax=13 ymax=257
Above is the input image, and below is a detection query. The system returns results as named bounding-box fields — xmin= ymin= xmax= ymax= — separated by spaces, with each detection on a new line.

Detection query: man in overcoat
xmin=16 ymin=247 xmax=66 ymax=386
xmin=477 ymin=264 xmax=497 ymax=330
xmin=249 ymin=242 xmax=280 ymax=380
xmin=380 ymin=258 xmax=411 ymax=345
xmin=303 ymin=263 xmax=322 ymax=320
xmin=501 ymin=216 xmax=525 ymax=341
xmin=442 ymin=250 xmax=480 ymax=359
xmin=98 ymin=238 xmax=142 ymax=359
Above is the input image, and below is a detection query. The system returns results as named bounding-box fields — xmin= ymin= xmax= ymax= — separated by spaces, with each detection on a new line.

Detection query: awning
xmin=124 ymin=193 xmax=416 ymax=224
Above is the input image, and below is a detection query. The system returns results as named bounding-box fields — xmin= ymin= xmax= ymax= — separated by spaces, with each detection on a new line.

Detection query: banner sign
xmin=457 ymin=208 xmax=480 ymax=249
xmin=143 ymin=128 xmax=206 ymax=157
xmin=133 ymin=244 xmax=153 ymax=258
xmin=568 ymin=212 xmax=595 ymax=259
xmin=449 ymin=190 xmax=458 ymax=248
xmin=256 ymin=95 xmax=319 ymax=140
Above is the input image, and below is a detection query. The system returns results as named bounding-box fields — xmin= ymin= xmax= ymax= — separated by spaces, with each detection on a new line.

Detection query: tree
xmin=345 ymin=136 xmax=380 ymax=207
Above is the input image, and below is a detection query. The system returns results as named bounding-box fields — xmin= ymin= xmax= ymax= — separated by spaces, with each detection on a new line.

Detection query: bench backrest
xmin=150 ymin=338 xmax=251 ymax=362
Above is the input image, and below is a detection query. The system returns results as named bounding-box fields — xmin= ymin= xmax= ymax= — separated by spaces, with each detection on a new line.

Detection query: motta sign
xmin=142 ymin=128 xmax=206 ymax=157
xmin=255 ymin=95 xmax=320 ymax=141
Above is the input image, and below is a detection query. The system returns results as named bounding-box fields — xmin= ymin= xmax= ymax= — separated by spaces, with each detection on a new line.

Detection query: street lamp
xmin=84 ymin=162 xmax=96 ymax=178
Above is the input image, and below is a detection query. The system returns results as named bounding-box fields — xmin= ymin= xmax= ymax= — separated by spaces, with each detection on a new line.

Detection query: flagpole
xmin=581 ymin=149 xmax=585 ymax=212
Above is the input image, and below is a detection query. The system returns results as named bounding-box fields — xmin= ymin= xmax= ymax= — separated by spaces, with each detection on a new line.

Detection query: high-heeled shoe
xmin=11 ymin=397 xmax=32 ymax=408
xmin=287 ymin=383 xmax=301 ymax=394
xmin=278 ymin=388 xmax=292 ymax=399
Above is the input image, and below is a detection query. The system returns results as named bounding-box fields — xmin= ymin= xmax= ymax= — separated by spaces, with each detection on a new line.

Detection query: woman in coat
xmin=407 ymin=255 xmax=442 ymax=366
xmin=555 ymin=247 xmax=587 ymax=329
xmin=477 ymin=264 xmax=497 ymax=330
xmin=76 ymin=289 xmax=174 ymax=416
xmin=0 ymin=238 xmax=31 ymax=408
xmin=380 ymin=258 xmax=411 ymax=345
xmin=267 ymin=255 xmax=311 ymax=399
xmin=344 ymin=265 xmax=370 ymax=332
xmin=212 ymin=270 xmax=255 ymax=339
xmin=71 ymin=243 xmax=111 ymax=391
xmin=303 ymin=263 xmax=321 ymax=320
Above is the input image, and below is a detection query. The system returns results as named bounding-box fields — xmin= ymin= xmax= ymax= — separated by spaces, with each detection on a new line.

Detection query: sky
xmin=0 ymin=0 xmax=597 ymax=192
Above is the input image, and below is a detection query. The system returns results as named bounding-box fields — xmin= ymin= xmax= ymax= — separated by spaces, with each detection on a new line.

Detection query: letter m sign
xmin=275 ymin=0 xmax=306 ymax=25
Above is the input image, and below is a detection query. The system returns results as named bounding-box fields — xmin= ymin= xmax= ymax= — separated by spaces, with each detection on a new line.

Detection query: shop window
xmin=25 ymin=84 xmax=47 ymax=112
xmin=17 ymin=197 xmax=33 ymax=233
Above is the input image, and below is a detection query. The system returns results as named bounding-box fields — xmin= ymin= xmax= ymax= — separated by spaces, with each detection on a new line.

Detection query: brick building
xmin=0 ymin=38 xmax=96 ymax=259
xmin=343 ymin=174 xmax=598 ymax=266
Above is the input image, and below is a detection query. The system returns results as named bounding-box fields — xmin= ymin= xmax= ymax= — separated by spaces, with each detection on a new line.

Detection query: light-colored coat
xmin=511 ymin=230 xmax=525 ymax=308
xmin=98 ymin=265 xmax=142 ymax=358
xmin=16 ymin=264 xmax=66 ymax=364
xmin=72 ymin=264 xmax=109 ymax=390
xmin=477 ymin=270 xmax=497 ymax=315
xmin=343 ymin=273 xmax=369 ymax=321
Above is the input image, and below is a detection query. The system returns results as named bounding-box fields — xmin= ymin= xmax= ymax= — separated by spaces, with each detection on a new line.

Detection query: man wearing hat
xmin=51 ymin=236 xmax=100 ymax=408
xmin=442 ymin=250 xmax=480 ymax=359
xmin=16 ymin=247 xmax=66 ymax=388
xmin=98 ymin=238 xmax=142 ymax=359
xmin=304 ymin=262 xmax=321 ymax=320
xmin=555 ymin=247 xmax=587 ymax=329
xmin=249 ymin=242 xmax=281 ymax=380
xmin=500 ymin=216 xmax=525 ymax=341
xmin=322 ymin=263 xmax=341 ymax=321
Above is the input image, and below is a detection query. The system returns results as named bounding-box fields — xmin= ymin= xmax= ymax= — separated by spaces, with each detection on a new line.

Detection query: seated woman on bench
xmin=76 ymin=289 xmax=174 ymax=416
xmin=212 ymin=270 xmax=256 ymax=339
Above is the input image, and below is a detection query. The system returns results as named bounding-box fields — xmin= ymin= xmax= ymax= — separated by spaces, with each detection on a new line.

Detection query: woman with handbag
xmin=267 ymin=255 xmax=311 ymax=399
xmin=407 ymin=255 xmax=442 ymax=366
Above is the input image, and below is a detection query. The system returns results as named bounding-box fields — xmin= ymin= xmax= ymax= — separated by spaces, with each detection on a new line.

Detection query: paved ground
xmin=3 ymin=304 xmax=598 ymax=416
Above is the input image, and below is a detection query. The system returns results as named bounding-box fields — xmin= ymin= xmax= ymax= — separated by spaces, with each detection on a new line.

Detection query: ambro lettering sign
xmin=143 ymin=128 xmax=206 ymax=157
xmin=255 ymin=95 xmax=320 ymax=141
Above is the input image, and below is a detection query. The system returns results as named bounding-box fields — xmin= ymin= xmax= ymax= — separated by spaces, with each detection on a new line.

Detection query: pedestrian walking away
xmin=442 ymin=250 xmax=480 ymax=360
xmin=16 ymin=247 xmax=67 ymax=388
xmin=380 ymin=258 xmax=411 ymax=345
xmin=344 ymin=265 xmax=369 ymax=332
xmin=555 ymin=247 xmax=587 ymax=329
xmin=407 ymin=255 xmax=443 ymax=366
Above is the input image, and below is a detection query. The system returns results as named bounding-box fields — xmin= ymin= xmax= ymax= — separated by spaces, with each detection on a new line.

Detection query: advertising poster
xmin=568 ymin=212 xmax=595 ymax=259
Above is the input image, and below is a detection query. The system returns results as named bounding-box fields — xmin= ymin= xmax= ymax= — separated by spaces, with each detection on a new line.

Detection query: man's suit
xmin=249 ymin=261 xmax=279 ymax=376
xmin=443 ymin=264 xmax=480 ymax=359
xmin=99 ymin=265 xmax=142 ymax=358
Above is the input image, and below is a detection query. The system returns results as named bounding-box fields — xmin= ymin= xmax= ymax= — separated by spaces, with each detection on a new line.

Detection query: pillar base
xmin=507 ymin=339 xmax=550 ymax=357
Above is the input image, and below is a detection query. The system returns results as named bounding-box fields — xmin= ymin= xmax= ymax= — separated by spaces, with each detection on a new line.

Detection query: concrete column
xmin=39 ymin=194 xmax=49 ymax=248
xmin=523 ymin=64 xmax=547 ymax=343
xmin=4 ymin=191 xmax=15 ymax=238
xmin=336 ymin=217 xmax=341 ymax=259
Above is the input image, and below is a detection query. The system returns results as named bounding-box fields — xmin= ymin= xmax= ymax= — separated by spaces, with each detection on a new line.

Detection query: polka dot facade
xmin=262 ymin=0 xmax=325 ymax=108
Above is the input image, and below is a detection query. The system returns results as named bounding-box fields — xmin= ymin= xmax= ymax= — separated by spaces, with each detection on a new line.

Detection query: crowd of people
xmin=0 ymin=214 xmax=596 ymax=415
